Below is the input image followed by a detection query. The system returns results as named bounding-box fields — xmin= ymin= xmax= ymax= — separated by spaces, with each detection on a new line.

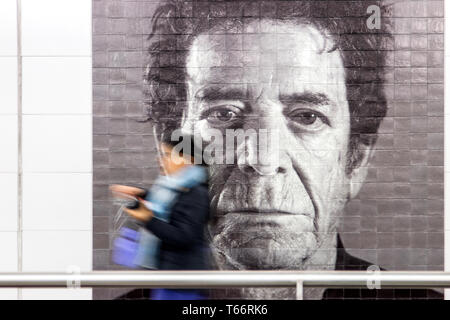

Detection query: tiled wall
xmin=91 ymin=0 xmax=447 ymax=300
xmin=0 ymin=0 xmax=92 ymax=300
xmin=0 ymin=0 xmax=448 ymax=300
xmin=445 ymin=0 xmax=450 ymax=300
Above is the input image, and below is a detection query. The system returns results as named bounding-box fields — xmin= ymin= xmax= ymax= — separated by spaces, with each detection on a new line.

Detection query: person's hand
xmin=109 ymin=184 xmax=146 ymax=200
xmin=123 ymin=199 xmax=154 ymax=222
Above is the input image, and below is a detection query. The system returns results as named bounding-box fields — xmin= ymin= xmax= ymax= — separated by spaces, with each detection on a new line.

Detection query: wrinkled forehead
xmin=186 ymin=19 xmax=345 ymax=85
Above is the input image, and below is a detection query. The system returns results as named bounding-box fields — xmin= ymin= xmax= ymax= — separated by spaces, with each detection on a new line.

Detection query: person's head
xmin=144 ymin=1 xmax=391 ymax=269
xmin=159 ymin=133 xmax=206 ymax=175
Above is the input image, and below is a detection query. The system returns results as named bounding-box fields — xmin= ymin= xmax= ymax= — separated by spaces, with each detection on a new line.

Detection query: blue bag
xmin=112 ymin=225 xmax=140 ymax=268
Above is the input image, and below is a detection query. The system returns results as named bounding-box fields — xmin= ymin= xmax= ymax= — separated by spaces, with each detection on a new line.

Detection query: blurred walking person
xmin=110 ymin=134 xmax=211 ymax=300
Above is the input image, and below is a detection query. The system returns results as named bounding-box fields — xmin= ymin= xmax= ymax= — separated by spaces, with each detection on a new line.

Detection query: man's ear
xmin=348 ymin=143 xmax=375 ymax=200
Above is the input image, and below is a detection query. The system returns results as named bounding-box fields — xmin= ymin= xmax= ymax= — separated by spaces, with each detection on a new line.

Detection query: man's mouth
xmin=221 ymin=209 xmax=313 ymax=219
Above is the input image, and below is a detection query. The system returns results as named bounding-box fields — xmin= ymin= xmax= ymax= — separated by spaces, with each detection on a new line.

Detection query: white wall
xmin=0 ymin=0 xmax=92 ymax=300
xmin=445 ymin=0 xmax=450 ymax=301
xmin=0 ymin=0 xmax=19 ymax=301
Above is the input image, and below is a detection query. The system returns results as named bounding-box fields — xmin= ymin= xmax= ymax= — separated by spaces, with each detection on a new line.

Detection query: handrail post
xmin=296 ymin=280 xmax=303 ymax=300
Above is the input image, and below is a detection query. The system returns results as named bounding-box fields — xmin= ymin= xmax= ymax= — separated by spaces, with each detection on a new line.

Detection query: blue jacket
xmin=144 ymin=183 xmax=211 ymax=270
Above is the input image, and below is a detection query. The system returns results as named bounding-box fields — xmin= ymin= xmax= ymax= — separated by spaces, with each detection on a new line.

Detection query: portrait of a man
xmin=92 ymin=0 xmax=445 ymax=300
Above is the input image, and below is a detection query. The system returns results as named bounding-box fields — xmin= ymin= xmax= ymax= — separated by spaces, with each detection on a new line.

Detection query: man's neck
xmin=211 ymin=233 xmax=338 ymax=300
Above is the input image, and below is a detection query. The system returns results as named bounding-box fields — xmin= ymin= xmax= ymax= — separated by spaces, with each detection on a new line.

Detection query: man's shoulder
xmin=325 ymin=239 xmax=444 ymax=300
xmin=335 ymin=247 xmax=373 ymax=271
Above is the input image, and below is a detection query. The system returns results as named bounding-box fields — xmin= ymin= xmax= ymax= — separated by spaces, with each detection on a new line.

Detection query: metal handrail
xmin=0 ymin=271 xmax=449 ymax=300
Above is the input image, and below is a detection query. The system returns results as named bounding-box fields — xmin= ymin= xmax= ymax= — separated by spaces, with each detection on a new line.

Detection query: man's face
xmin=182 ymin=20 xmax=353 ymax=270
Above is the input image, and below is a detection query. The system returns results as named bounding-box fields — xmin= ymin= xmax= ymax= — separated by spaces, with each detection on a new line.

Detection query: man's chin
xmin=209 ymin=211 xmax=318 ymax=269
xmin=214 ymin=240 xmax=318 ymax=270
xmin=211 ymin=225 xmax=318 ymax=270
xmin=233 ymin=242 xmax=317 ymax=270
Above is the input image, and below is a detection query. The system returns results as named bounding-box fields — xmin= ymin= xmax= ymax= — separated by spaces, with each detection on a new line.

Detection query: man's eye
xmin=202 ymin=106 xmax=242 ymax=127
xmin=288 ymin=109 xmax=330 ymax=129
xmin=211 ymin=110 xmax=236 ymax=122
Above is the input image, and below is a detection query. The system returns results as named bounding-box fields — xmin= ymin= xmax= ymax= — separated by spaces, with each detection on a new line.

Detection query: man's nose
xmin=237 ymin=124 xmax=287 ymax=177
xmin=238 ymin=160 xmax=286 ymax=176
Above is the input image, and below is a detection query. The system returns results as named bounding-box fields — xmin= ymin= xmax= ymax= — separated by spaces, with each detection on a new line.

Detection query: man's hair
xmin=143 ymin=0 xmax=392 ymax=173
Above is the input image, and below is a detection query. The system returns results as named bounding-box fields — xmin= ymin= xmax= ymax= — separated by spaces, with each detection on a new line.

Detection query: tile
xmin=0 ymin=0 xmax=17 ymax=56
xmin=446 ymin=0 xmax=450 ymax=294
xmin=446 ymin=229 xmax=450 ymax=300
xmin=22 ymin=230 xmax=92 ymax=272
xmin=22 ymin=57 xmax=92 ymax=114
xmin=0 ymin=173 xmax=17 ymax=231
xmin=0 ymin=232 xmax=18 ymax=271
xmin=22 ymin=115 xmax=92 ymax=173
xmin=0 ymin=115 xmax=18 ymax=172
xmin=23 ymin=173 xmax=92 ymax=230
xmin=21 ymin=288 xmax=92 ymax=300
xmin=0 ymin=57 xmax=18 ymax=114
xmin=22 ymin=0 xmax=91 ymax=56
xmin=446 ymin=196 xmax=450 ymax=231
xmin=0 ymin=289 xmax=18 ymax=300
xmin=446 ymin=227 xmax=450 ymax=271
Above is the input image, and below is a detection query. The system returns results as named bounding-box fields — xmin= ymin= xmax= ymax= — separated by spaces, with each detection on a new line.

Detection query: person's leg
xmin=151 ymin=289 xmax=205 ymax=300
